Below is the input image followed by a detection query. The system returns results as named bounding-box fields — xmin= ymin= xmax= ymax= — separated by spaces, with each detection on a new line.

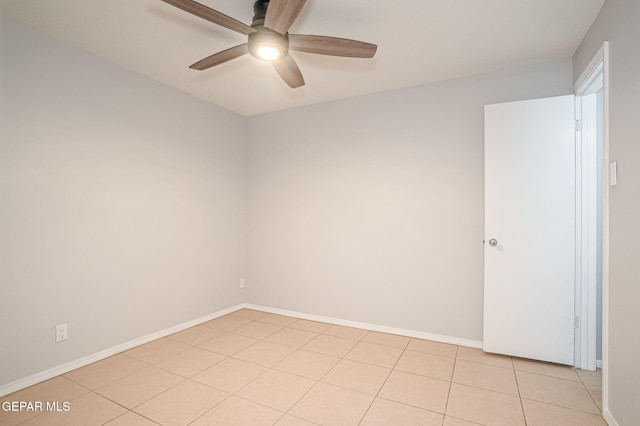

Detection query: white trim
xmin=0 ymin=304 xmax=244 ymax=397
xmin=574 ymin=91 xmax=600 ymax=371
xmin=575 ymin=40 xmax=611 ymax=420
xmin=600 ymin=40 xmax=610 ymax=422
xmin=603 ymin=409 xmax=620 ymax=426
xmin=245 ymin=304 xmax=483 ymax=349
xmin=596 ymin=359 xmax=602 ymax=369
xmin=574 ymin=95 xmax=584 ymax=369
xmin=575 ymin=43 xmax=606 ymax=94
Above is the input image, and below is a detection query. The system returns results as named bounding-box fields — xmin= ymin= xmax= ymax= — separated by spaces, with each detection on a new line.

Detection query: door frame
xmin=574 ymin=64 xmax=603 ymax=371
xmin=574 ymin=40 xmax=609 ymax=411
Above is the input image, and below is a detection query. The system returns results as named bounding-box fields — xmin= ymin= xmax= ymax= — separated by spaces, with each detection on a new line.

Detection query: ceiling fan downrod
xmin=253 ymin=0 xmax=269 ymax=25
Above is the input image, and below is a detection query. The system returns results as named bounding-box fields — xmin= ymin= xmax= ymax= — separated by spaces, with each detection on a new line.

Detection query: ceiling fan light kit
xmin=248 ymin=26 xmax=289 ymax=62
xmin=161 ymin=0 xmax=377 ymax=88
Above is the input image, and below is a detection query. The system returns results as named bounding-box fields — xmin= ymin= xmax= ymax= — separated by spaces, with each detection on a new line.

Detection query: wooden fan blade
xmin=190 ymin=44 xmax=249 ymax=70
xmin=264 ymin=0 xmax=306 ymax=35
xmin=289 ymin=34 xmax=377 ymax=58
xmin=161 ymin=0 xmax=256 ymax=35
xmin=272 ymin=55 xmax=305 ymax=88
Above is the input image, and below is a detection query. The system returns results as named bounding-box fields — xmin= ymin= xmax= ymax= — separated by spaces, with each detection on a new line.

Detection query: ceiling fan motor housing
xmin=249 ymin=0 xmax=289 ymax=62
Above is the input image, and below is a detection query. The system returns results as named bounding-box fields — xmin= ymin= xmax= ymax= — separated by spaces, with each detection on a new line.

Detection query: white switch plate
xmin=609 ymin=161 xmax=618 ymax=186
xmin=55 ymin=324 xmax=68 ymax=343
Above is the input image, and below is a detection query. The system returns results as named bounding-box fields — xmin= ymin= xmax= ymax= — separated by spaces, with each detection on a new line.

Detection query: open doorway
xmin=574 ymin=41 xmax=609 ymax=408
xmin=575 ymin=66 xmax=604 ymax=371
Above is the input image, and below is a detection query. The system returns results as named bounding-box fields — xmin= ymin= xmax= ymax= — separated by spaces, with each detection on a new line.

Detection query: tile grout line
xmin=184 ymin=324 xmax=286 ymax=425
xmin=99 ymin=377 xmax=188 ymax=418
xmin=356 ymin=335 xmax=412 ymax=426
xmin=184 ymin=392 xmax=234 ymax=425
xmin=576 ymin=369 xmax=604 ymax=413
xmin=184 ymin=315 xmax=279 ymax=426
xmin=248 ymin=327 xmax=557 ymax=420
xmin=94 ymin=322 xmax=241 ymax=425
xmin=514 ymin=368 xmax=588 ymax=383
xmin=202 ymin=313 xmax=366 ymax=425
xmin=237 ymin=326 xmax=348 ymax=423
xmin=313 ymin=328 xmax=378 ymax=425
xmin=512 ymin=356 xmax=530 ymax=426
xmin=179 ymin=314 xmax=284 ymax=424
xmin=63 ymin=354 xmax=149 ymax=391
xmin=519 ymin=396 xmax=605 ymax=418
xmin=447 ymin=377 xmax=534 ymax=399
xmin=514 ymin=368 xmax=602 ymax=415
xmin=441 ymin=344 xmax=460 ymax=422
xmin=105 ymin=408 xmax=162 ymax=425
xmin=454 ymin=356 xmax=515 ymax=371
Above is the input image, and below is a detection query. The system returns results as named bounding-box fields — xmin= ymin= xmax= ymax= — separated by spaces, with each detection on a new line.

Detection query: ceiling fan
xmin=161 ymin=0 xmax=377 ymax=88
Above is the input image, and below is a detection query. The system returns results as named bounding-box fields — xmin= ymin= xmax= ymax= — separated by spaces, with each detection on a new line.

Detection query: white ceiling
xmin=1 ymin=0 xmax=604 ymax=116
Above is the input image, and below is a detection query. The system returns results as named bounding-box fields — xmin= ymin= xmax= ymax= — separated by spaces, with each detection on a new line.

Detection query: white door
xmin=484 ymin=95 xmax=576 ymax=365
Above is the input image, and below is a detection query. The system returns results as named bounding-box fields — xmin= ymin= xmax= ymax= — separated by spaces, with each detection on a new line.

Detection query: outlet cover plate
xmin=55 ymin=324 xmax=68 ymax=343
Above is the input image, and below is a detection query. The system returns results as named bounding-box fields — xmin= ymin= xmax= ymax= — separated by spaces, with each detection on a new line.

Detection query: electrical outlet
xmin=55 ymin=324 xmax=68 ymax=343
xmin=240 ymin=278 xmax=246 ymax=289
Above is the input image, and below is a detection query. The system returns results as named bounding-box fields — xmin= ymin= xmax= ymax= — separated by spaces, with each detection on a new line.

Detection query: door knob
xmin=488 ymin=238 xmax=498 ymax=247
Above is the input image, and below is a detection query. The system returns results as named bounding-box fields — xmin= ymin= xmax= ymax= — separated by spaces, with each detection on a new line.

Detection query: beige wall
xmin=246 ymin=59 xmax=573 ymax=341
xmin=573 ymin=0 xmax=640 ymax=424
xmin=0 ymin=18 xmax=247 ymax=388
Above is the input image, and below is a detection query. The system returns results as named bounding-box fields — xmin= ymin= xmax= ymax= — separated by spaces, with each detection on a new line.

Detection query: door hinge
xmin=574 ymin=316 xmax=580 ymax=328
xmin=575 ymin=120 xmax=582 ymax=132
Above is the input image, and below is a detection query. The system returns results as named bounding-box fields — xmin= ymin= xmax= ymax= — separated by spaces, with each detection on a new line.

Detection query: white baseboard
xmin=603 ymin=409 xmax=620 ymax=426
xmin=1 ymin=302 xmax=484 ymax=397
xmin=244 ymin=304 xmax=483 ymax=349
xmin=0 ymin=304 xmax=244 ymax=397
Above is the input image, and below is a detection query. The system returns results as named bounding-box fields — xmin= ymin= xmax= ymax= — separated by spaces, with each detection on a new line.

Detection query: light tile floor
xmin=0 ymin=309 xmax=606 ymax=425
